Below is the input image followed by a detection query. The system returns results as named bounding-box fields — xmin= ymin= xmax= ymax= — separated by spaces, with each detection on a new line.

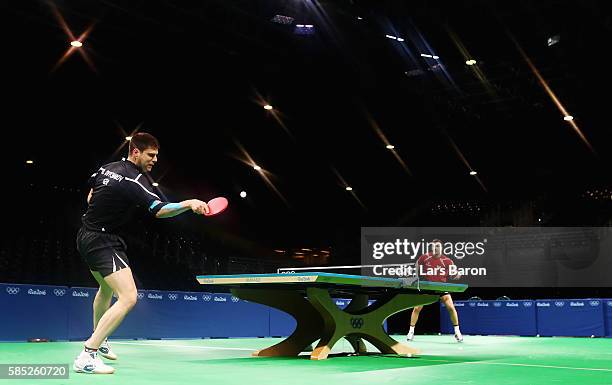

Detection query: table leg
xmin=306 ymin=287 xmax=438 ymax=360
xmin=231 ymin=287 xmax=438 ymax=360
xmin=231 ymin=288 xmax=323 ymax=357
xmin=343 ymin=294 xmax=369 ymax=354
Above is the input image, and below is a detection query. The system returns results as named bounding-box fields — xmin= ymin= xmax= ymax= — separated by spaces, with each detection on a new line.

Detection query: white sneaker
xmin=406 ymin=332 xmax=414 ymax=341
xmin=99 ymin=339 xmax=118 ymax=360
xmin=455 ymin=333 xmax=464 ymax=343
xmin=73 ymin=350 xmax=115 ymax=374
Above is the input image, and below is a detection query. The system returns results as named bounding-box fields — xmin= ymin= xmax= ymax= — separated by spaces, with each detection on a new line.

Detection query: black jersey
xmin=82 ymin=160 xmax=165 ymax=234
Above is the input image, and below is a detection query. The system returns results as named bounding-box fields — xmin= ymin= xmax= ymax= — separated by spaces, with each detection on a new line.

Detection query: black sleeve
xmin=123 ymin=177 xmax=167 ymax=216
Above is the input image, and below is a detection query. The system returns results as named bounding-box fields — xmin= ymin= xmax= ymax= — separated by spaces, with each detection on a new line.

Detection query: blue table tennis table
xmin=197 ymin=272 xmax=467 ymax=360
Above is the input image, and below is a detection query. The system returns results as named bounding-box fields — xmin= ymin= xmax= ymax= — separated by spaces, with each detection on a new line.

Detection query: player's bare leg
xmin=91 ymin=271 xmax=118 ymax=360
xmin=407 ymin=305 xmax=423 ymax=341
xmin=441 ymin=294 xmax=463 ymax=342
xmin=87 ymin=268 xmax=137 ymax=348
xmin=73 ymin=268 xmax=137 ymax=373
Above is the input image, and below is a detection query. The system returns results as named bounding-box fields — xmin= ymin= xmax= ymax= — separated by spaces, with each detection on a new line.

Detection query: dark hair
xmin=129 ymin=132 xmax=159 ymax=154
xmin=431 ymin=239 xmax=443 ymax=244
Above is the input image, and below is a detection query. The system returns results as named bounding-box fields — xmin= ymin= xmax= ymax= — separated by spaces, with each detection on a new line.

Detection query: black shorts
xmin=76 ymin=227 xmax=130 ymax=277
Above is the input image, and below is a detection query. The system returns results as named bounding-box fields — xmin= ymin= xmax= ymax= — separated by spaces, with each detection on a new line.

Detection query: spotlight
xmin=125 ymin=136 xmax=132 ymax=141
xmin=547 ymin=35 xmax=560 ymax=47
xmin=386 ymin=34 xmax=405 ymax=41
xmin=386 ymin=144 xmax=395 ymax=150
xmin=345 ymin=186 xmax=353 ymax=191
xmin=466 ymin=59 xmax=477 ymax=66
xmin=152 ymin=182 xmax=159 ymax=187
xmin=70 ymin=40 xmax=83 ymax=48
xmin=253 ymin=165 xmax=262 ymax=171
xmin=420 ymin=53 xmax=440 ymax=60
xmin=563 ymin=115 xmax=574 ymax=121
xmin=470 ymin=171 xmax=477 ymax=176
xmin=240 ymin=191 xmax=247 ymax=198
xmin=294 ymin=24 xmax=315 ymax=35
xmin=26 ymin=160 xmax=34 ymax=164
xmin=263 ymin=105 xmax=273 ymax=110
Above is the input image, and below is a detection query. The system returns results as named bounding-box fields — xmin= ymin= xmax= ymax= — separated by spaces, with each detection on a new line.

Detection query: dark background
xmin=1 ymin=0 xmax=611 ymax=334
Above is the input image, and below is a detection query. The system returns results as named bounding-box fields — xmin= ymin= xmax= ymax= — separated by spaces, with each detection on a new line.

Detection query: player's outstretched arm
xmin=153 ymin=199 xmax=210 ymax=218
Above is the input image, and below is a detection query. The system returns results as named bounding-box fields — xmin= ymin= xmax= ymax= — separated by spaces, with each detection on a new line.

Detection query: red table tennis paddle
xmin=205 ymin=197 xmax=228 ymax=216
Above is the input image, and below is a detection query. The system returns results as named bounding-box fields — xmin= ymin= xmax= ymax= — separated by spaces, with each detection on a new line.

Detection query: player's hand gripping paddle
xmin=204 ymin=197 xmax=228 ymax=216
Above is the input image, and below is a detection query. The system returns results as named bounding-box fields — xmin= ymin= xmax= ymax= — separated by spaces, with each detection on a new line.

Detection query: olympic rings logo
xmin=168 ymin=294 xmax=178 ymax=301
xmin=350 ymin=317 xmax=364 ymax=329
xmin=6 ymin=287 xmax=20 ymax=295
xmin=53 ymin=289 xmax=66 ymax=297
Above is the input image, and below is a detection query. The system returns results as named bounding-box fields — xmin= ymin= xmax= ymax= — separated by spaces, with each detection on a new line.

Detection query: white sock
xmin=82 ymin=348 xmax=97 ymax=358
xmin=408 ymin=326 xmax=415 ymax=334
xmin=454 ymin=325 xmax=461 ymax=335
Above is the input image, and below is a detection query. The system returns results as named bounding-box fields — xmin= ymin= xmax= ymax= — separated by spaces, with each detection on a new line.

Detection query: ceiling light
xmin=547 ymin=35 xmax=560 ymax=47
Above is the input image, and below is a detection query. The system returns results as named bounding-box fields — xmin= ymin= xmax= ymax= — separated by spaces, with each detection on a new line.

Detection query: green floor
xmin=1 ymin=335 xmax=612 ymax=385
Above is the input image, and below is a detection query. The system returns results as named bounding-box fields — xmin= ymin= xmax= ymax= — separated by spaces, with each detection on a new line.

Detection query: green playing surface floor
xmin=1 ymin=335 xmax=611 ymax=385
